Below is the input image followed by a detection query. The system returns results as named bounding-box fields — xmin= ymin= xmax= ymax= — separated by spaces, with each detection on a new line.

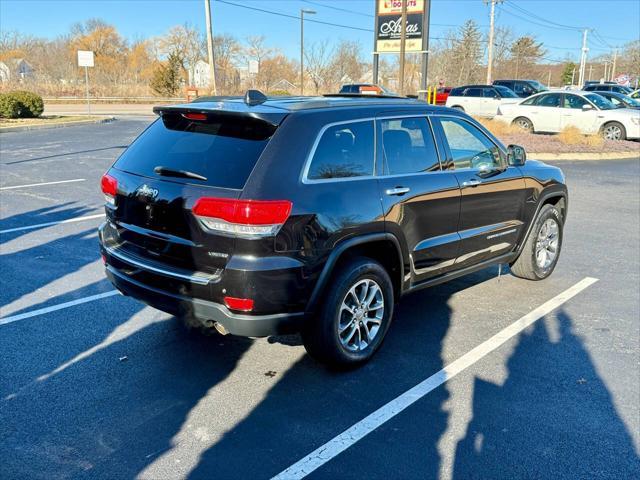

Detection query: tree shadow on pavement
xmin=0 ymin=282 xmax=253 ymax=480
xmin=452 ymin=309 xmax=639 ymax=479
xmin=0 ymin=203 xmax=96 ymax=244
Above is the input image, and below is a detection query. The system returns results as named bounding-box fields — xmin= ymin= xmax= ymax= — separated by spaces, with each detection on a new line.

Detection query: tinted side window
xmin=449 ymin=87 xmax=464 ymax=96
xmin=439 ymin=118 xmax=502 ymax=170
xmin=380 ymin=117 xmax=440 ymax=175
xmin=465 ymin=88 xmax=483 ymax=97
xmin=536 ymin=93 xmax=561 ymax=107
xmin=483 ymin=87 xmax=499 ymax=98
xmin=307 ymin=121 xmax=374 ymax=180
xmin=521 ymin=95 xmax=538 ymax=105
xmin=563 ymin=94 xmax=588 ymax=109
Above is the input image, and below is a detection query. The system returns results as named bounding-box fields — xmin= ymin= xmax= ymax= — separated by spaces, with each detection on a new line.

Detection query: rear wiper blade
xmin=154 ymin=166 xmax=207 ymax=181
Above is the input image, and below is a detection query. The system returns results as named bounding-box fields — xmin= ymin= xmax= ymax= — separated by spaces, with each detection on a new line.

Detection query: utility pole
xmin=485 ymin=0 xmax=503 ymax=84
xmin=611 ymin=48 xmax=618 ymax=81
xmin=577 ymin=29 xmax=589 ymax=87
xmin=547 ymin=70 xmax=551 ymax=87
xmin=204 ymin=0 xmax=217 ymax=95
xmin=300 ymin=8 xmax=316 ymax=95
xmin=398 ymin=0 xmax=408 ymax=96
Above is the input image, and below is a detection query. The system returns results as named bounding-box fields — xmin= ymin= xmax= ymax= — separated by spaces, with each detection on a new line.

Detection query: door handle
xmin=385 ymin=187 xmax=410 ymax=196
xmin=462 ymin=179 xmax=482 ymax=188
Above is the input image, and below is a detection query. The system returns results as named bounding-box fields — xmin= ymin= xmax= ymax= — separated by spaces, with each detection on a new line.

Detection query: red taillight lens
xmin=101 ymin=173 xmax=117 ymax=204
xmin=182 ymin=112 xmax=207 ymax=121
xmin=224 ymin=296 xmax=254 ymax=312
xmin=192 ymin=198 xmax=292 ymax=237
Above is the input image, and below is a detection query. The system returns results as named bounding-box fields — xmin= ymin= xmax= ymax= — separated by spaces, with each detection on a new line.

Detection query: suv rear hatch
xmin=101 ymin=104 xmax=288 ymax=297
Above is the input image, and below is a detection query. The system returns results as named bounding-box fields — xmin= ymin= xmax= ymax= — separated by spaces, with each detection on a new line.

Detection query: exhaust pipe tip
xmin=213 ymin=321 xmax=229 ymax=336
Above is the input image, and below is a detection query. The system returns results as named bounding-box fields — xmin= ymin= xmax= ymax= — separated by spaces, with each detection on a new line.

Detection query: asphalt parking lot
xmin=1 ymin=119 xmax=639 ymax=480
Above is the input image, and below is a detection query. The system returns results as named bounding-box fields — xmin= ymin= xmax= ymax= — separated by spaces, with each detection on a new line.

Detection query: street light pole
xmin=300 ymin=9 xmax=316 ymax=95
xmin=398 ymin=0 xmax=407 ymax=96
xmin=204 ymin=0 xmax=217 ymax=95
xmin=485 ymin=0 xmax=503 ymax=85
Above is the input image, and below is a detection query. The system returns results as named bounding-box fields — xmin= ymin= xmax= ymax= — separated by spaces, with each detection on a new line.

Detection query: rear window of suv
xmin=114 ymin=113 xmax=277 ymax=190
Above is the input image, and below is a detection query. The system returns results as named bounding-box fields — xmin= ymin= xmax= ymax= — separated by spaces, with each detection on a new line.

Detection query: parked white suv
xmin=445 ymin=85 xmax=520 ymax=117
xmin=495 ymin=91 xmax=640 ymax=141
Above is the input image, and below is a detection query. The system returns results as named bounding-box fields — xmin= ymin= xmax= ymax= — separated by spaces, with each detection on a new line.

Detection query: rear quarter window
xmin=114 ymin=114 xmax=276 ymax=189
xmin=306 ymin=121 xmax=375 ymax=180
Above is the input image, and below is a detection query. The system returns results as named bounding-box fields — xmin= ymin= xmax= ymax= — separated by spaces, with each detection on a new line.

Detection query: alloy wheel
xmin=535 ymin=218 xmax=559 ymax=269
xmin=338 ymin=279 xmax=384 ymax=352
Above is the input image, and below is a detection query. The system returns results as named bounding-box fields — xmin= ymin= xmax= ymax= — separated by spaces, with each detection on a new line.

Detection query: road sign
xmin=77 ymin=50 xmax=94 ymax=68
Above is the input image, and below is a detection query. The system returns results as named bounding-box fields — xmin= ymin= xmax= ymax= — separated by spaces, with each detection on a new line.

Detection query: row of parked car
xmin=443 ymin=80 xmax=640 ymax=141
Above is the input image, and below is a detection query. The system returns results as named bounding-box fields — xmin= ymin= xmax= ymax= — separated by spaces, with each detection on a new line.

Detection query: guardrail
xmin=43 ymin=96 xmax=185 ymax=104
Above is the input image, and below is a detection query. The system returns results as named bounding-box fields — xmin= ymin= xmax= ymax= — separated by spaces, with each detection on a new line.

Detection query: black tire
xmin=510 ymin=204 xmax=563 ymax=280
xmin=601 ymin=121 xmax=627 ymax=141
xmin=451 ymin=105 xmax=465 ymax=112
xmin=302 ymin=257 xmax=394 ymax=367
xmin=512 ymin=116 xmax=533 ymax=133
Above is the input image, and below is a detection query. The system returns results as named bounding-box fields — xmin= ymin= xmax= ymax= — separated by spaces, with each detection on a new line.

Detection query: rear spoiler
xmin=152 ymin=104 xmax=288 ymax=127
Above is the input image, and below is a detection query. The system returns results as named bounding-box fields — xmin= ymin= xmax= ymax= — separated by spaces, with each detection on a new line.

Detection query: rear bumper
xmin=106 ymin=265 xmax=305 ymax=337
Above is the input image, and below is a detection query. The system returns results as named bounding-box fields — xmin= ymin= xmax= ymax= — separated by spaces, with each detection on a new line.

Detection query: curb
xmin=530 ymin=151 xmax=640 ymax=161
xmin=0 ymin=116 xmax=116 ymax=133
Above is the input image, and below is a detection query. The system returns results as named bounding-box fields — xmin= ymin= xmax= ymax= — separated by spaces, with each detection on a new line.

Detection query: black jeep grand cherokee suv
xmin=99 ymin=91 xmax=567 ymax=366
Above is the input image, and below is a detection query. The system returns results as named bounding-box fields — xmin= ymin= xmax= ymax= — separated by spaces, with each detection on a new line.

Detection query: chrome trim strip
xmin=105 ymin=245 xmax=216 ymax=285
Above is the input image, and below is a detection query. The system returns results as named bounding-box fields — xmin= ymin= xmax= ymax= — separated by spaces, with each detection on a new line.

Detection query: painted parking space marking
xmin=0 ymin=290 xmax=119 ymax=326
xmin=273 ymin=277 xmax=599 ymax=480
xmin=0 ymin=178 xmax=86 ymax=191
xmin=0 ymin=213 xmax=105 ymax=234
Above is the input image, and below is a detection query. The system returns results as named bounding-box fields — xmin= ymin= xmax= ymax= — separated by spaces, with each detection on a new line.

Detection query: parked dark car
xmin=594 ymin=91 xmax=640 ymax=109
xmin=99 ymin=91 xmax=568 ymax=366
xmin=339 ymin=84 xmax=396 ymax=96
xmin=493 ymin=79 xmax=548 ymax=97
xmin=583 ymin=84 xmax=633 ymax=95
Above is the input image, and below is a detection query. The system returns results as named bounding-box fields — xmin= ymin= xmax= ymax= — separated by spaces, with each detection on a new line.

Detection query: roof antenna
xmin=244 ymin=89 xmax=268 ymax=106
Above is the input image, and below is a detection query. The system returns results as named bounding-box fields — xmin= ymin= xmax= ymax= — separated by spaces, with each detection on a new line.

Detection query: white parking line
xmin=0 ymin=213 xmax=105 ymax=234
xmin=0 ymin=290 xmax=119 ymax=326
xmin=272 ymin=277 xmax=599 ymax=480
xmin=0 ymin=178 xmax=86 ymax=190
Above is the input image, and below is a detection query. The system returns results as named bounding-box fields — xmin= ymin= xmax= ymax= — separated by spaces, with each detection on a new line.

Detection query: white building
xmin=0 ymin=59 xmax=34 ymax=83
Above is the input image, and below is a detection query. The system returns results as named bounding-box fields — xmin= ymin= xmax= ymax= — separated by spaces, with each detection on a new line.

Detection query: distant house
xmin=269 ymin=79 xmax=296 ymax=93
xmin=190 ymin=60 xmax=211 ymax=88
xmin=0 ymin=58 xmax=34 ymax=83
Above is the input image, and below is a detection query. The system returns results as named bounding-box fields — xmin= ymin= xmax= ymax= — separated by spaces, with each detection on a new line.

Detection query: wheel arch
xmin=516 ymin=191 xmax=568 ymax=256
xmin=305 ymin=233 xmax=404 ymax=313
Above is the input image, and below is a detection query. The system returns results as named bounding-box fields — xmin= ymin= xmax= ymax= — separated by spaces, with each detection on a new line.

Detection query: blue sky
xmin=1 ymin=0 xmax=639 ymax=63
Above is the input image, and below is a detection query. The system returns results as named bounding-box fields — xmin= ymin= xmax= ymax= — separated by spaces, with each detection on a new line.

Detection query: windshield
xmin=619 ymin=95 xmax=640 ymax=107
xmin=495 ymin=86 xmax=519 ymax=98
xmin=529 ymin=81 xmax=548 ymax=92
xmin=584 ymin=93 xmax=616 ymax=110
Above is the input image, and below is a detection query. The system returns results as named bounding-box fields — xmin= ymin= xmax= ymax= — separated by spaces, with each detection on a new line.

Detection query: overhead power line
xmin=214 ymin=0 xmax=373 ymax=32
xmin=504 ymin=0 xmax=584 ymax=31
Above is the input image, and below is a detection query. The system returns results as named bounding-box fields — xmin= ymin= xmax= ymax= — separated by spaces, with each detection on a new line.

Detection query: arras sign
xmin=376 ymin=0 xmax=425 ymax=53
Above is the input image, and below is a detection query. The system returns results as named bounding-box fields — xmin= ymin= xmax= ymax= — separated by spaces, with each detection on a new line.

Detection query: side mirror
xmin=507 ymin=144 xmax=526 ymax=166
xmin=582 ymin=104 xmax=594 ymax=111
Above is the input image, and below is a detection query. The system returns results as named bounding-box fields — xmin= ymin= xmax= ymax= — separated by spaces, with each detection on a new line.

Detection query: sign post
xmin=77 ymin=50 xmax=94 ymax=114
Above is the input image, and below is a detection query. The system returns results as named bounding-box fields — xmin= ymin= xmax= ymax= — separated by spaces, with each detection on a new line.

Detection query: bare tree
xmin=304 ymin=42 xmax=333 ymax=94
xmin=157 ymin=23 xmax=203 ymax=83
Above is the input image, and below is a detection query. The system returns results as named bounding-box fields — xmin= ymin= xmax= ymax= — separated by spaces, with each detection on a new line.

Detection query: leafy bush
xmin=0 ymin=93 xmax=21 ymax=118
xmin=0 ymin=91 xmax=44 ymax=118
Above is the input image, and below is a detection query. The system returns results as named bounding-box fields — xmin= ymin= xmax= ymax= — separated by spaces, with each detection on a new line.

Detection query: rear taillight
xmin=101 ymin=173 xmax=117 ymax=205
xmin=192 ymin=197 xmax=292 ymax=238
xmin=224 ymin=296 xmax=254 ymax=312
